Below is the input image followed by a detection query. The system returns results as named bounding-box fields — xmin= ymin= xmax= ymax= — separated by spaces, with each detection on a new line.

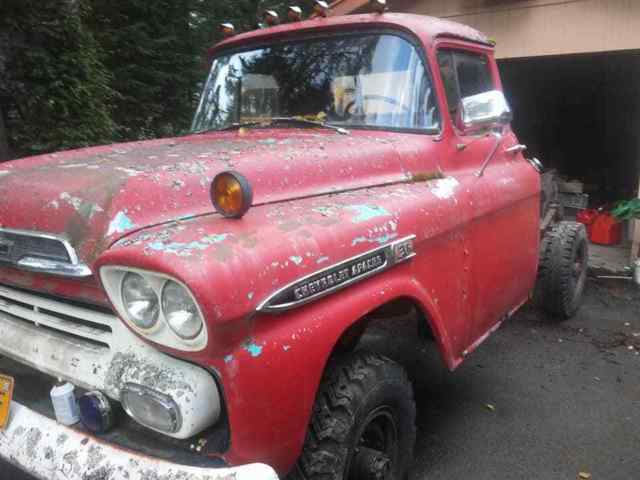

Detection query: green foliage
xmin=87 ymin=0 xmax=199 ymax=139
xmin=611 ymin=199 xmax=640 ymax=221
xmin=0 ymin=0 xmax=322 ymax=157
xmin=0 ymin=0 xmax=115 ymax=157
xmin=86 ymin=0 xmax=319 ymax=140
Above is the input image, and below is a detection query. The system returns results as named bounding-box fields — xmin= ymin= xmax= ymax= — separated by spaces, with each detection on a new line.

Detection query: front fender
xmin=213 ymin=266 xmax=449 ymax=474
xmin=95 ymin=179 xmax=471 ymax=474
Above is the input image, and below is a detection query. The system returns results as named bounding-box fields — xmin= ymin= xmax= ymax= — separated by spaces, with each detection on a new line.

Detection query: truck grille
xmin=0 ymin=229 xmax=72 ymax=264
xmin=0 ymin=284 xmax=116 ymax=350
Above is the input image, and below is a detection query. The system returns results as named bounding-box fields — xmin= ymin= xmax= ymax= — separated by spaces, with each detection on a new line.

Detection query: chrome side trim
xmin=257 ymin=236 xmax=416 ymax=313
xmin=0 ymin=227 xmax=92 ymax=278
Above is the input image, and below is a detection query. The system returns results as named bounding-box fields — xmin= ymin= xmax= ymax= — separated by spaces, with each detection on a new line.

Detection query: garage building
xmin=333 ymin=0 xmax=640 ymax=269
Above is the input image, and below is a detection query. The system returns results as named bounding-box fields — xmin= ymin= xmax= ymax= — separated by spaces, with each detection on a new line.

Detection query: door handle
xmin=504 ymin=144 xmax=527 ymax=154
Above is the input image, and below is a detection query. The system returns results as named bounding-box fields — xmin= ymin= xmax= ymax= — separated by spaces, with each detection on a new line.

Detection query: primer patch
xmin=348 ymin=204 xmax=391 ymax=223
xmin=430 ymin=177 xmax=459 ymax=200
xmin=107 ymin=211 xmax=136 ymax=236
xmin=243 ymin=342 xmax=263 ymax=358
xmin=147 ymin=233 xmax=229 ymax=256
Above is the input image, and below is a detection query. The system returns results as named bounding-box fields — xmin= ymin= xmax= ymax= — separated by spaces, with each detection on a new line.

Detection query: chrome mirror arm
xmin=475 ymin=131 xmax=504 ymax=177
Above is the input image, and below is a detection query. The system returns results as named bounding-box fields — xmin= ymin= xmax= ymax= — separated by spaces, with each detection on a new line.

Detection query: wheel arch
xmin=328 ymin=291 xmax=455 ymax=370
xmin=219 ymin=271 xmax=457 ymax=474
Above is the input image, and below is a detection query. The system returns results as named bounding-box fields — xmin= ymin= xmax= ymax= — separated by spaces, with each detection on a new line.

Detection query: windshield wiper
xmin=196 ymin=116 xmax=349 ymax=135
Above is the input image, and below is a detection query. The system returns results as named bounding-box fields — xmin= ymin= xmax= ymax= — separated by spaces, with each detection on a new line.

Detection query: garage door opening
xmin=499 ymin=51 xmax=640 ymax=272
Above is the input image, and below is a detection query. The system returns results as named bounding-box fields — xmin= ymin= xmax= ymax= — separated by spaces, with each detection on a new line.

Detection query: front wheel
xmin=536 ymin=221 xmax=589 ymax=318
xmin=290 ymin=351 xmax=416 ymax=480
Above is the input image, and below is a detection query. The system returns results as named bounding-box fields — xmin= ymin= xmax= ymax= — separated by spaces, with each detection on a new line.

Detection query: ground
xmin=365 ymin=276 xmax=640 ymax=480
xmin=4 ymin=278 xmax=640 ymax=479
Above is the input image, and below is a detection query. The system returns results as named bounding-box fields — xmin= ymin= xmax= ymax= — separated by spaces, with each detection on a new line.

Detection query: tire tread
xmin=536 ymin=221 xmax=588 ymax=318
xmin=289 ymin=352 xmax=415 ymax=480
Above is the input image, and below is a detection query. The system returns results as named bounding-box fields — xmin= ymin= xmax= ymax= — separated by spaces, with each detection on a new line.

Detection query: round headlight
xmin=121 ymin=273 xmax=159 ymax=329
xmin=161 ymin=281 xmax=203 ymax=339
xmin=211 ymin=171 xmax=253 ymax=219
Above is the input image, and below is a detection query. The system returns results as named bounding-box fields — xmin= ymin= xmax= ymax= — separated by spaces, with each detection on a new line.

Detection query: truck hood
xmin=0 ymin=129 xmax=411 ymax=264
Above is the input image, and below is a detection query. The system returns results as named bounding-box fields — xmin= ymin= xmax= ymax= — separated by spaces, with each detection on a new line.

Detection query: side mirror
xmin=456 ymin=90 xmax=512 ymax=135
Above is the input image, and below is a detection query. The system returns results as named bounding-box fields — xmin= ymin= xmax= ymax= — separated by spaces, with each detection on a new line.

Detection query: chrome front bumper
xmin=1 ymin=400 xmax=279 ymax=480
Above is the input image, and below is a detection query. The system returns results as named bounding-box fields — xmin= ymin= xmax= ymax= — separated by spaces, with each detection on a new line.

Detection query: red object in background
xmin=590 ymin=212 xmax=622 ymax=245
xmin=576 ymin=209 xmax=598 ymax=235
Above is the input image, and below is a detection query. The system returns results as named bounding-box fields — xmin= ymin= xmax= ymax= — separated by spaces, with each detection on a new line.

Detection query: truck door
xmin=436 ymin=47 xmax=539 ymax=350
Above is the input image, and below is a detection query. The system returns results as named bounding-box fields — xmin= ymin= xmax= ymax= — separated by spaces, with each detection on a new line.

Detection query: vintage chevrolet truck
xmin=0 ymin=8 xmax=588 ymax=480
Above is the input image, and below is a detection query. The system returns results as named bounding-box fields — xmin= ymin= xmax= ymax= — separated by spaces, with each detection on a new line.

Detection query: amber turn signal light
xmin=211 ymin=171 xmax=253 ymax=219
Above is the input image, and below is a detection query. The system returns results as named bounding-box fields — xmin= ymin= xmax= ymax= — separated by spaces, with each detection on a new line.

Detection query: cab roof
xmin=211 ymin=13 xmax=492 ymax=55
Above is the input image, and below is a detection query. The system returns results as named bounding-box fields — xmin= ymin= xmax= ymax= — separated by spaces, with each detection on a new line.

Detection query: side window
xmin=437 ymin=49 xmax=494 ymax=116
xmin=455 ymin=51 xmax=493 ymax=98
xmin=437 ymin=51 xmax=460 ymax=115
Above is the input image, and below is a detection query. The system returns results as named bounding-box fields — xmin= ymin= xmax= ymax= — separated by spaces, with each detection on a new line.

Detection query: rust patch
xmin=409 ymin=169 xmax=445 ymax=183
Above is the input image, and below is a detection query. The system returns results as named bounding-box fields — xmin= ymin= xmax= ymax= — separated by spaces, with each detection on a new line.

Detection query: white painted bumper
xmin=0 ymin=284 xmax=221 ymax=439
xmin=0 ymin=401 xmax=280 ymax=480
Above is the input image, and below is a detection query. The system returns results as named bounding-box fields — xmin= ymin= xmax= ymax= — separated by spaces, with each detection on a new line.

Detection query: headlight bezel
xmin=100 ymin=266 xmax=208 ymax=351
xmin=121 ymin=382 xmax=182 ymax=434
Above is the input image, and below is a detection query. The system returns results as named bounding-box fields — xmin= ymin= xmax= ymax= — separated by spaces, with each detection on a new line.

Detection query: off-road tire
xmin=536 ymin=221 xmax=588 ymax=318
xmin=289 ymin=351 xmax=416 ymax=480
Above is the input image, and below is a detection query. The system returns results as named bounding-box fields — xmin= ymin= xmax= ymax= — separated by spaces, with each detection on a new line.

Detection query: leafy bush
xmin=0 ymin=0 xmax=115 ymax=157
xmin=0 ymin=0 xmax=321 ymax=158
xmin=611 ymin=199 xmax=640 ymax=221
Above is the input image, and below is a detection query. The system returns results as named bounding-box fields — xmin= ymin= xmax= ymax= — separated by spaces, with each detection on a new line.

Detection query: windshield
xmin=191 ymin=33 xmax=440 ymax=133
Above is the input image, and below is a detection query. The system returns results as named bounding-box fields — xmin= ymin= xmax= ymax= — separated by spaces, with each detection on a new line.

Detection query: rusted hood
xmin=0 ymin=129 xmax=409 ymax=264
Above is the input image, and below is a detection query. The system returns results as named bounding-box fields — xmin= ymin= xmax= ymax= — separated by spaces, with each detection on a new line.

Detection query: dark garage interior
xmin=499 ymin=50 xmax=640 ymax=268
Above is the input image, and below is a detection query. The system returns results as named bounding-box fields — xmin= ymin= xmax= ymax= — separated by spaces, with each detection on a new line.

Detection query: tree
xmin=85 ymin=0 xmax=317 ymax=141
xmin=0 ymin=105 xmax=10 ymax=161
xmin=0 ymin=0 xmax=115 ymax=158
xmin=0 ymin=0 xmax=321 ymax=158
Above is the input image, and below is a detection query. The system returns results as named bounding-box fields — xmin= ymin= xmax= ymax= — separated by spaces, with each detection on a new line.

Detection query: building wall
xmin=401 ymin=0 xmax=640 ymax=59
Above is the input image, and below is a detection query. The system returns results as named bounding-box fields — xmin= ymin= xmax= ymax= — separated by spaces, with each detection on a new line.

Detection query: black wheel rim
xmin=347 ymin=406 xmax=399 ymax=480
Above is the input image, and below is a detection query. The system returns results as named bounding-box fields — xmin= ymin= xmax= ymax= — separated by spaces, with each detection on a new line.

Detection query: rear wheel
xmin=290 ymin=351 xmax=416 ymax=480
xmin=536 ymin=221 xmax=589 ymax=318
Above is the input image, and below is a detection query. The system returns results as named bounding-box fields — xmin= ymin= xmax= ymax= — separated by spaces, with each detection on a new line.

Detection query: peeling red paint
xmin=0 ymin=12 xmax=540 ymax=478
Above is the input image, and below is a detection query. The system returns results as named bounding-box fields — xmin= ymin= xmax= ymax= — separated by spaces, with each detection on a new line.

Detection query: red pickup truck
xmin=0 ymin=10 xmax=587 ymax=480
